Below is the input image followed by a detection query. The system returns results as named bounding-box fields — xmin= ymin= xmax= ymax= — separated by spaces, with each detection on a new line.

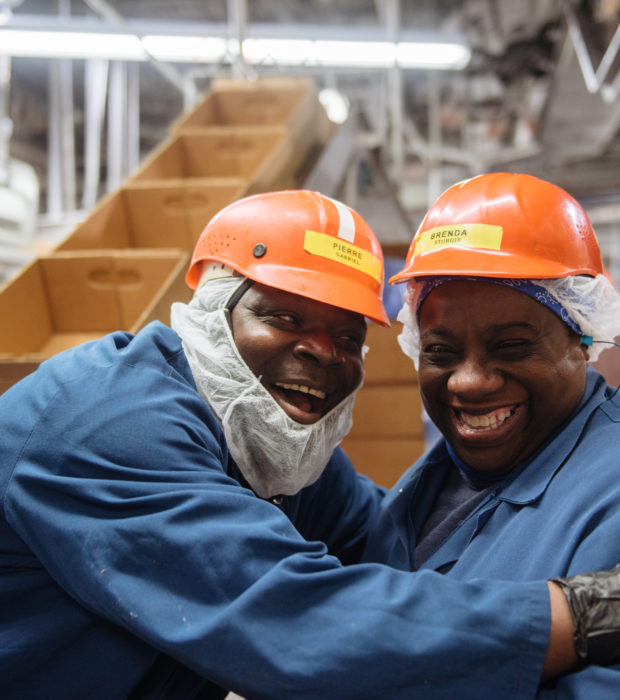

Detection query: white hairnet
xmin=397 ymin=273 xmax=620 ymax=369
xmin=170 ymin=277 xmax=360 ymax=498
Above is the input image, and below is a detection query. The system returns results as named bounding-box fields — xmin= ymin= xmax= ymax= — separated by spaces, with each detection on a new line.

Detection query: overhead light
xmin=314 ymin=41 xmax=397 ymax=68
xmin=396 ymin=42 xmax=471 ymax=69
xmin=0 ymin=30 xmax=145 ymax=60
xmin=318 ymin=88 xmax=350 ymax=123
xmin=0 ymin=29 xmax=471 ymax=70
xmin=141 ymin=35 xmax=229 ymax=63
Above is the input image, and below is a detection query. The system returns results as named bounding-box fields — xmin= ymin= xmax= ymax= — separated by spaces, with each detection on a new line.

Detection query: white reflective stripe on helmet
xmin=327 ymin=195 xmax=356 ymax=243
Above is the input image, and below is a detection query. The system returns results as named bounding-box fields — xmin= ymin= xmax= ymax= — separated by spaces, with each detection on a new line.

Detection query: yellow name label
xmin=304 ymin=230 xmax=382 ymax=283
xmin=413 ymin=223 xmax=503 ymax=256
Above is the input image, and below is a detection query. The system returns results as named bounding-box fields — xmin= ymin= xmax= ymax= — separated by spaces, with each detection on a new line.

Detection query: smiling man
xmin=230 ymin=284 xmax=366 ymax=424
xmin=171 ymin=190 xmax=386 ymax=501
xmin=363 ymin=173 xmax=620 ymax=696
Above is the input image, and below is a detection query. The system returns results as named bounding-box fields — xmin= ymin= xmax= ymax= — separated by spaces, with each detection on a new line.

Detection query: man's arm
xmin=5 ymin=369 xmax=552 ymax=698
xmin=283 ymin=447 xmax=386 ymax=565
xmin=543 ymin=563 xmax=620 ymax=682
xmin=552 ymin=563 xmax=620 ymax=668
xmin=544 ymin=581 xmax=578 ymax=680
xmin=4 ymin=352 xmax=620 ymax=698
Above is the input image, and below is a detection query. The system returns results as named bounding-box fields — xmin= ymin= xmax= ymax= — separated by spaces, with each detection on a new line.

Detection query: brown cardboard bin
xmin=56 ymin=179 xmax=247 ymax=253
xmin=131 ymin=127 xmax=297 ymax=193
xmin=171 ymin=77 xmax=318 ymax=133
xmin=170 ymin=78 xmax=332 ymax=176
xmin=0 ymin=250 xmax=189 ymax=394
xmin=340 ymin=437 xmax=426 ymax=489
xmin=363 ymin=321 xmax=418 ymax=381
xmin=340 ymin=322 xmax=425 ymax=487
xmin=348 ymin=383 xmax=423 ymax=437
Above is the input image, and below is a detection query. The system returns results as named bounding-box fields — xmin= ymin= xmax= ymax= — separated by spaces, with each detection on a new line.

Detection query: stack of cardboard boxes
xmin=341 ymin=321 xmax=425 ymax=488
xmin=0 ymin=77 xmax=331 ymax=395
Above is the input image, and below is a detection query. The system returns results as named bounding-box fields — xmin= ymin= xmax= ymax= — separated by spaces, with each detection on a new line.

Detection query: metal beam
xmin=0 ymin=54 xmax=10 ymax=185
xmin=106 ymin=60 xmax=126 ymax=193
xmin=82 ymin=58 xmax=108 ymax=210
xmin=563 ymin=0 xmax=620 ymax=98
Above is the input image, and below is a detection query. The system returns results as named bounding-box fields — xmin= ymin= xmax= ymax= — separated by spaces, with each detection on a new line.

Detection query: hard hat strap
xmin=224 ymin=278 xmax=255 ymax=331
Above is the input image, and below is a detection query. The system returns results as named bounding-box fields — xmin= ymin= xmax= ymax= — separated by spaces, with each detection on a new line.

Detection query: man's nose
xmin=446 ymin=357 xmax=503 ymax=395
xmin=293 ymin=330 xmax=343 ymax=366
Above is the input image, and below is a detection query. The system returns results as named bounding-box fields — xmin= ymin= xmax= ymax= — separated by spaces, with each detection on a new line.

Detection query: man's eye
xmin=264 ymin=312 xmax=299 ymax=327
xmin=338 ymin=334 xmax=364 ymax=351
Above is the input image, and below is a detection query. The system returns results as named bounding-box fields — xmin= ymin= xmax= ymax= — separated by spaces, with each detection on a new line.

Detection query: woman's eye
xmin=490 ymin=340 xmax=537 ymax=361
xmin=420 ymin=344 xmax=458 ymax=364
xmin=494 ymin=339 xmax=531 ymax=353
xmin=423 ymin=343 xmax=455 ymax=355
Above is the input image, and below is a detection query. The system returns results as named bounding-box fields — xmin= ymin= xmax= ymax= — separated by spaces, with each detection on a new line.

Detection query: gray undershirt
xmin=413 ymin=464 xmax=494 ymax=570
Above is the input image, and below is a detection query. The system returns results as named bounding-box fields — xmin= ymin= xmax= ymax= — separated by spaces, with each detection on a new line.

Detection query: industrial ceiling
xmin=2 ymin=0 xmax=620 ymax=257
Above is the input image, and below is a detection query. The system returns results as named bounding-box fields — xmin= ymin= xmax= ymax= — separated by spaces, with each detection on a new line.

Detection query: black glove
xmin=553 ymin=563 xmax=620 ymax=667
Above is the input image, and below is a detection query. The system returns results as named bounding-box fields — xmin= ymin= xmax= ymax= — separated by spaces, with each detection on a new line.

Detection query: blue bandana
xmin=415 ymin=276 xmax=591 ymax=343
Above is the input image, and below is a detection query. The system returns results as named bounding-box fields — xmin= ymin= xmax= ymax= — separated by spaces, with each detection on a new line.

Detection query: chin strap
xmin=553 ymin=563 xmax=620 ymax=667
xmin=223 ymin=278 xmax=254 ymax=330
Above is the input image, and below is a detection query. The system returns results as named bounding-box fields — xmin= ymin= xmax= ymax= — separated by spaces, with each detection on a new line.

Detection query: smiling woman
xmin=417 ymin=280 xmax=588 ymax=475
xmin=361 ymin=173 xmax=620 ymax=697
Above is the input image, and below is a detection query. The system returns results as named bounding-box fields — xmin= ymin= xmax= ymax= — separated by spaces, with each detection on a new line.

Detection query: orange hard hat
xmin=390 ymin=172 xmax=603 ymax=284
xmin=187 ymin=189 xmax=389 ymax=326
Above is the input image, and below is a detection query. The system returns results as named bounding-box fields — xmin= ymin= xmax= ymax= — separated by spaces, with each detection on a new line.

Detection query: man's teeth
xmin=275 ymin=382 xmax=326 ymax=400
xmin=460 ymin=408 xmax=514 ymax=430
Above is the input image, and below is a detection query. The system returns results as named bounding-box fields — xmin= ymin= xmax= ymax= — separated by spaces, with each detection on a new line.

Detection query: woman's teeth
xmin=460 ymin=407 xmax=514 ymax=430
xmin=275 ymin=382 xmax=326 ymax=400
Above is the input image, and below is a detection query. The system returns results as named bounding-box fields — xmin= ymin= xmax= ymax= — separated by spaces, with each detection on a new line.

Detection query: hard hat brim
xmin=389 ymin=246 xmax=601 ymax=285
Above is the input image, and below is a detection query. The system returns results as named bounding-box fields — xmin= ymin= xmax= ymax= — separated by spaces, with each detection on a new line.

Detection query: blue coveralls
xmin=0 ymin=322 xmax=550 ymax=699
xmin=363 ymin=368 xmax=620 ymax=698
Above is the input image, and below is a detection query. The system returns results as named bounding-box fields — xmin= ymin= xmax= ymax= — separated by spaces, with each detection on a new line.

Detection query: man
xmin=0 ymin=189 xmax=616 ymax=699
xmin=363 ymin=172 xmax=620 ymax=696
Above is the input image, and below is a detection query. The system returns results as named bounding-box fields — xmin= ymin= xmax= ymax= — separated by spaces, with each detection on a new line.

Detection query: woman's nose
xmin=446 ymin=357 xmax=503 ymax=396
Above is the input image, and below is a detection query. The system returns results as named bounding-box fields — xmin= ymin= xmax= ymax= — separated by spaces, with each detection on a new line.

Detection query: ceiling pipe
xmin=227 ymin=0 xmax=255 ymax=79
xmin=81 ymin=0 xmax=188 ymax=96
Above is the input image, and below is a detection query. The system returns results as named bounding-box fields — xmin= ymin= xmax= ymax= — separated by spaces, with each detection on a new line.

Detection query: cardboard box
xmin=363 ymin=320 xmax=418 ymax=381
xmin=340 ymin=322 xmax=426 ymax=488
xmin=175 ymin=77 xmax=334 ymax=182
xmin=0 ymin=250 xmax=190 ymax=394
xmin=131 ymin=127 xmax=297 ymax=193
xmin=348 ymin=383 xmax=423 ymax=437
xmin=171 ymin=77 xmax=319 ymax=134
xmin=340 ymin=437 xmax=426 ymax=489
xmin=56 ymin=179 xmax=247 ymax=253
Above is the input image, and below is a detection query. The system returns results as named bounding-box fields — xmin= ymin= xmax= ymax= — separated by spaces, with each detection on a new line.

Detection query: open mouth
xmin=453 ymin=405 xmax=518 ymax=437
xmin=272 ymin=381 xmax=328 ymax=423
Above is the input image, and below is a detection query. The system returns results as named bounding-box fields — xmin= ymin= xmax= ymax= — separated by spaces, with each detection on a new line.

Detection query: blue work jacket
xmin=363 ymin=367 xmax=620 ymax=698
xmin=0 ymin=322 xmax=551 ymax=699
